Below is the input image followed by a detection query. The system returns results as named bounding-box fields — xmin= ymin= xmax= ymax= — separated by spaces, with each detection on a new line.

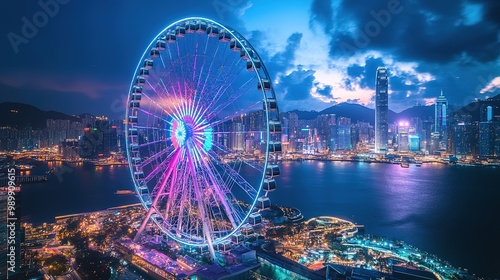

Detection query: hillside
xmin=315 ymin=103 xmax=401 ymax=124
xmin=0 ymin=102 xmax=81 ymax=129
xmin=450 ymin=94 xmax=500 ymax=121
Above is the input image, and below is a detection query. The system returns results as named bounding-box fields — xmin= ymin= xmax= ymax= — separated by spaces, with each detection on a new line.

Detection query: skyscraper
xmin=479 ymin=106 xmax=496 ymax=157
xmin=434 ymin=89 xmax=448 ymax=150
xmin=375 ymin=66 xmax=388 ymax=153
xmin=397 ymin=122 xmax=409 ymax=152
xmin=479 ymin=122 xmax=494 ymax=157
xmin=337 ymin=117 xmax=352 ymax=150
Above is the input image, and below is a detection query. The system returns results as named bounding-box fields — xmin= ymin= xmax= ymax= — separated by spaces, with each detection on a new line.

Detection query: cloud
xmin=313 ymin=0 xmax=500 ymax=64
xmin=423 ymin=97 xmax=437 ymax=106
xmin=270 ymin=33 xmax=303 ymax=74
xmin=277 ymin=67 xmax=316 ymax=101
xmin=480 ymin=76 xmax=500 ymax=94
xmin=309 ymin=0 xmax=334 ymax=33
xmin=0 ymin=72 xmax=124 ymax=99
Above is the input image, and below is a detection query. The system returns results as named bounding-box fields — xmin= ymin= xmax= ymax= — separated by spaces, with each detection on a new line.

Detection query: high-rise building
xmin=79 ymin=116 xmax=118 ymax=159
xmin=375 ymin=66 xmax=388 ymax=153
xmin=231 ymin=121 xmax=244 ymax=151
xmin=337 ymin=117 xmax=352 ymax=151
xmin=46 ymin=119 xmax=71 ymax=147
xmin=409 ymin=135 xmax=420 ymax=152
xmin=287 ymin=112 xmax=299 ymax=140
xmin=60 ymin=139 xmax=80 ymax=159
xmin=494 ymin=122 xmax=500 ymax=156
xmin=397 ymin=121 xmax=409 ymax=152
xmin=453 ymin=122 xmax=474 ymax=155
xmin=434 ymin=89 xmax=448 ymax=150
xmin=479 ymin=106 xmax=497 ymax=157
xmin=479 ymin=122 xmax=495 ymax=157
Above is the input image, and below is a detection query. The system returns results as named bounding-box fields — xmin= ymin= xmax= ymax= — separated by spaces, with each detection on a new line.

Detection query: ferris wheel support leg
xmin=134 ymin=207 xmax=155 ymax=242
xmin=186 ymin=146 xmax=217 ymax=261
xmin=134 ymin=149 xmax=181 ymax=242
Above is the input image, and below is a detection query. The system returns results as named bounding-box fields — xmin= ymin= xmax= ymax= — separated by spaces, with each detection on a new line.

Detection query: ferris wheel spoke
xmin=138 ymin=108 xmax=170 ymax=124
xmin=139 ymin=146 xmax=175 ymax=170
xmin=176 ymin=39 xmax=192 ymax=101
xmin=210 ymin=142 xmax=264 ymax=173
xmin=141 ymin=90 xmax=170 ymax=115
xmin=197 ymin=59 xmax=245 ymax=116
xmin=145 ymin=79 xmax=172 ymax=111
xmin=206 ymin=150 xmax=259 ymax=199
xmin=209 ymin=100 xmax=262 ymax=127
xmin=185 ymin=147 xmax=216 ymax=254
xmin=149 ymin=149 xmax=181 ymax=197
xmin=203 ymin=159 xmax=247 ymax=226
xmin=193 ymin=41 xmax=218 ymax=111
xmin=174 ymin=158 xmax=197 ymax=237
xmin=133 ymin=149 xmax=180 ymax=242
xmin=174 ymin=160 xmax=192 ymax=232
xmin=195 ymin=151 xmax=243 ymax=229
xmin=211 ymin=130 xmax=265 ymax=135
xmin=205 ymin=71 xmax=253 ymax=119
xmin=202 ymin=164 xmax=250 ymax=233
xmin=144 ymin=149 xmax=181 ymax=216
xmin=192 ymin=42 xmax=236 ymax=112
xmin=143 ymin=148 xmax=177 ymax=183
xmin=135 ymin=126 xmax=169 ymax=131
xmin=187 ymin=143 xmax=235 ymax=233
xmin=138 ymin=138 xmax=170 ymax=148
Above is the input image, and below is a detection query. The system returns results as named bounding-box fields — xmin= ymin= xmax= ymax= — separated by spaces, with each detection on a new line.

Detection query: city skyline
xmin=0 ymin=0 xmax=499 ymax=118
xmin=2 ymin=88 xmax=498 ymax=122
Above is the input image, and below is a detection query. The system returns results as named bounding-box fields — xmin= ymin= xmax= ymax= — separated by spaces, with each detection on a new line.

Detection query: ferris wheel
xmin=125 ymin=17 xmax=282 ymax=259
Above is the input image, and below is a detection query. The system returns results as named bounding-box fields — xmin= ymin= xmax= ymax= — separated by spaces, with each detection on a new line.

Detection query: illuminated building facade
xmin=409 ymin=135 xmax=420 ymax=152
xmin=434 ymin=89 xmax=448 ymax=150
xmin=397 ymin=121 xmax=409 ymax=152
xmin=375 ymin=67 xmax=388 ymax=153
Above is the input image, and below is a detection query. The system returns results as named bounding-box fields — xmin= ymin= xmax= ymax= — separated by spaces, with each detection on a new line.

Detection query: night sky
xmin=0 ymin=0 xmax=499 ymax=118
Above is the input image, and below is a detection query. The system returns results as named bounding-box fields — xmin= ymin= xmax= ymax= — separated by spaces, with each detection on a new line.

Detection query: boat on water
xmin=400 ymin=161 xmax=410 ymax=168
xmin=415 ymin=160 xmax=422 ymax=167
xmin=94 ymin=160 xmax=128 ymax=166
xmin=15 ymin=164 xmax=34 ymax=171
xmin=115 ymin=190 xmax=136 ymax=195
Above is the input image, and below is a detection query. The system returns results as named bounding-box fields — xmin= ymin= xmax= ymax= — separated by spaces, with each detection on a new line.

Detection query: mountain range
xmin=0 ymin=102 xmax=81 ymax=130
xmin=1 ymin=93 xmax=499 ymax=129
xmin=286 ymin=94 xmax=500 ymax=123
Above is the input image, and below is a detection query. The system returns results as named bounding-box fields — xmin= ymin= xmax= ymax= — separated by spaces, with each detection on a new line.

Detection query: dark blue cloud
xmin=247 ymin=31 xmax=303 ymax=84
xmin=347 ymin=64 xmax=364 ymax=78
xmin=271 ymin=33 xmax=303 ymax=73
xmin=311 ymin=0 xmax=500 ymax=64
xmin=315 ymin=84 xmax=333 ymax=97
xmin=345 ymin=56 xmax=385 ymax=89
xmin=309 ymin=0 xmax=333 ymax=33
xmin=279 ymin=67 xmax=316 ymax=101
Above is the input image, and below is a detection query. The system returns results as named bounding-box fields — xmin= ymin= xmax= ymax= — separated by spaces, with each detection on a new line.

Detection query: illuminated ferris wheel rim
xmin=124 ymin=16 xmax=282 ymax=249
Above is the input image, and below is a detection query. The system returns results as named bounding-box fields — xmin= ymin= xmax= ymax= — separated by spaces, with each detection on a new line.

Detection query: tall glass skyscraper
xmin=375 ymin=67 xmax=388 ymax=153
xmin=434 ymin=89 xmax=448 ymax=151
